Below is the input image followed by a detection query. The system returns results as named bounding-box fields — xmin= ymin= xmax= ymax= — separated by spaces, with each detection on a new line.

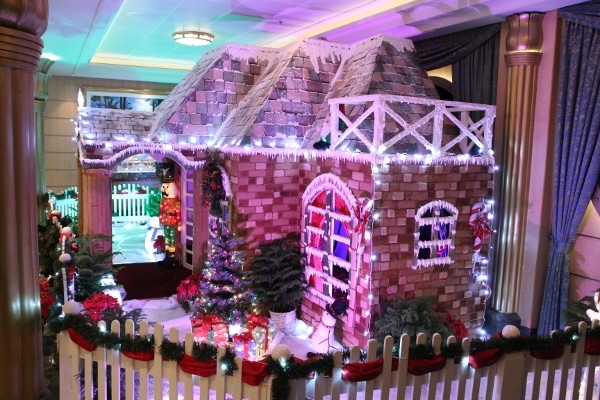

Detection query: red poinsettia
xmin=153 ymin=235 xmax=166 ymax=253
xmin=176 ymin=273 xmax=203 ymax=304
xmin=451 ymin=318 xmax=468 ymax=339
xmin=81 ymin=292 xmax=123 ymax=324
xmin=439 ymin=310 xmax=468 ymax=339
xmin=39 ymin=276 xmax=55 ymax=319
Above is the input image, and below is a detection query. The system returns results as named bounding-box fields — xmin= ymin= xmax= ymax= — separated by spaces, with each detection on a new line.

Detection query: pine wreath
xmin=201 ymin=158 xmax=226 ymax=215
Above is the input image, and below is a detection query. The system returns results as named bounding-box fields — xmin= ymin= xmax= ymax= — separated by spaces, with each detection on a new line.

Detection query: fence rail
xmin=52 ymin=184 xmax=152 ymax=224
xmin=58 ymin=319 xmax=600 ymax=400
xmin=328 ymin=95 xmax=496 ymax=157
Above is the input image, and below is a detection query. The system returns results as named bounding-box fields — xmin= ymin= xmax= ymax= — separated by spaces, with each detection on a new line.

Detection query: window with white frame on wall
xmin=414 ymin=200 xmax=458 ymax=269
xmin=180 ymin=169 xmax=195 ymax=270
xmin=303 ymin=174 xmax=355 ymax=308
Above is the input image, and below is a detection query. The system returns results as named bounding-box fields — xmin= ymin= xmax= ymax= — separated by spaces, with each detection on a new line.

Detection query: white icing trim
xmin=307 ymin=287 xmax=334 ymax=303
xmin=415 ymin=200 xmax=459 ymax=224
xmin=415 ymin=239 xmax=454 ymax=249
xmin=302 ymin=172 xmax=357 ymax=209
xmin=413 ymin=257 xmax=454 ymax=269
xmin=306 ymin=267 xmax=350 ymax=291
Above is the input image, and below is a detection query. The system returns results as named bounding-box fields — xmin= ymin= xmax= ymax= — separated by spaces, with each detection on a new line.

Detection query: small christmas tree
xmin=195 ymin=230 xmax=254 ymax=323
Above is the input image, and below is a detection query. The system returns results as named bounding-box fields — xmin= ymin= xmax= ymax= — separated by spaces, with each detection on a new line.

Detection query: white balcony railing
xmin=329 ymin=95 xmax=496 ymax=157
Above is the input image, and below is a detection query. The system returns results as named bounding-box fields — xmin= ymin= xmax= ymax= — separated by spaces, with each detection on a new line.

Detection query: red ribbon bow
xmin=353 ymin=197 xmax=373 ymax=246
xmin=247 ymin=314 xmax=270 ymax=350
xmin=469 ymin=203 xmax=492 ymax=251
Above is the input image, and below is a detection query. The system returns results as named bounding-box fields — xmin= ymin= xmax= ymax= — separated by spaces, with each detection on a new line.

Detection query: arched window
xmin=303 ymin=174 xmax=356 ymax=305
xmin=414 ymin=200 xmax=458 ymax=269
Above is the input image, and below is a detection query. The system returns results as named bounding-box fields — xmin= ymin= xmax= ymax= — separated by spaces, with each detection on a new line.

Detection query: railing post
xmin=330 ymin=101 xmax=340 ymax=150
xmin=492 ymin=351 xmax=526 ymax=400
xmin=431 ymin=104 xmax=443 ymax=154
xmin=373 ymin=97 xmax=385 ymax=151
xmin=58 ymin=331 xmax=73 ymax=399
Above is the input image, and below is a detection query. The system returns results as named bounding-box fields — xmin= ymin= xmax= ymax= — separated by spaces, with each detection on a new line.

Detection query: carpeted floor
xmin=115 ymin=262 xmax=192 ymax=300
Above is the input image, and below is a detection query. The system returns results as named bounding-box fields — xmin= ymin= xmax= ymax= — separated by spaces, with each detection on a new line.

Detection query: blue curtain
xmin=414 ymin=23 xmax=500 ymax=111
xmin=538 ymin=2 xmax=600 ymax=334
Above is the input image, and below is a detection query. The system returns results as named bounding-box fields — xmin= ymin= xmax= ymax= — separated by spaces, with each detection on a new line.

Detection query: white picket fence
xmin=58 ymin=320 xmax=600 ymax=400
xmin=52 ymin=184 xmax=152 ymax=224
xmin=112 ymin=184 xmax=152 ymax=224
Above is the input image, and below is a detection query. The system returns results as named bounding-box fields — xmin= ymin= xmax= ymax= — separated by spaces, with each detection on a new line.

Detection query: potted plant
xmin=248 ymin=234 xmax=307 ymax=335
xmin=374 ymin=296 xmax=463 ymax=343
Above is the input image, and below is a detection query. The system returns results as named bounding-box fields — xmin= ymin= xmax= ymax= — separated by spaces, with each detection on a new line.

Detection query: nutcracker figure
xmin=157 ymin=163 xmax=181 ymax=268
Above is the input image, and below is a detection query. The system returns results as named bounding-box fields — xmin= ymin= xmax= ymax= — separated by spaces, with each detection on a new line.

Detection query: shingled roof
xmin=149 ymin=34 xmax=438 ymax=150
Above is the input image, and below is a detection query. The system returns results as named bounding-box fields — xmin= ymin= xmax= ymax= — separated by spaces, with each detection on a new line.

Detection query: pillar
xmin=35 ymin=58 xmax=55 ymax=223
xmin=489 ymin=13 xmax=544 ymax=327
xmin=0 ymin=1 xmax=49 ymax=398
xmin=80 ymin=168 xmax=113 ymax=243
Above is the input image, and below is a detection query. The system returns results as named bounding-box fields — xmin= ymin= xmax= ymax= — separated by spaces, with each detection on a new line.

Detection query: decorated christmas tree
xmin=195 ymin=230 xmax=255 ymax=324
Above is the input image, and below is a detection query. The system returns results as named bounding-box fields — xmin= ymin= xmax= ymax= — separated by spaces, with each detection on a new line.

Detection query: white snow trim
xmin=416 ymin=216 xmax=457 ymax=226
xmin=222 ymin=44 xmax=279 ymax=64
xmin=305 ymin=225 xmax=324 ymax=236
xmin=306 ymin=205 xmax=326 ymax=216
xmin=307 ymin=287 xmax=335 ymax=303
xmin=305 ymin=246 xmax=326 ymax=259
xmin=413 ymin=257 xmax=454 ymax=269
xmin=306 ymin=267 xmax=350 ymax=291
xmin=300 ymin=39 xmax=350 ymax=73
xmin=217 ymin=166 xmax=233 ymax=198
xmin=302 ymin=173 xmax=357 ymax=212
xmin=415 ymin=200 xmax=459 ymax=224
xmin=415 ymin=239 xmax=454 ymax=250
xmin=78 ymin=141 xmax=206 ymax=171
xmin=78 ymin=142 xmax=496 ymax=170
xmin=219 ymin=146 xmax=495 ymax=166
xmin=327 ymin=255 xmax=351 ymax=271
xmin=379 ymin=35 xmax=415 ymax=52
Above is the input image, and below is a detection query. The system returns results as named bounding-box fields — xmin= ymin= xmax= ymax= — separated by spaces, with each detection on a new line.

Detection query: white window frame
xmin=413 ymin=200 xmax=458 ymax=269
xmin=302 ymin=174 xmax=357 ymax=304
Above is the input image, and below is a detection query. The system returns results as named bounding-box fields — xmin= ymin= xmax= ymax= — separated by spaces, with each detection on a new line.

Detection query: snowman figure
xmin=586 ymin=290 xmax=600 ymax=323
xmin=311 ymin=311 xmax=342 ymax=353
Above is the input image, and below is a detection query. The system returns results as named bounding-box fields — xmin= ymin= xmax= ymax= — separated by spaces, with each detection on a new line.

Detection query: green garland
xmin=469 ymin=330 xmax=576 ymax=355
xmin=120 ymin=334 xmax=154 ymax=353
xmin=266 ymin=353 xmax=335 ymax=400
xmin=48 ymin=312 xmax=600 ymax=399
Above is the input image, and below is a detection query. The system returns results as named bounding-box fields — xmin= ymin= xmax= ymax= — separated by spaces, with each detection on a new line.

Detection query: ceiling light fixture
xmin=172 ymin=31 xmax=214 ymax=46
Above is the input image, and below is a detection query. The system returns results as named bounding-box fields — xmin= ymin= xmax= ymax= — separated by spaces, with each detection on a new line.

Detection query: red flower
xmin=153 ymin=235 xmax=166 ymax=253
xmin=176 ymin=273 xmax=203 ymax=303
xmin=451 ymin=318 xmax=468 ymax=339
xmin=81 ymin=292 xmax=122 ymax=324
xmin=39 ymin=276 xmax=55 ymax=319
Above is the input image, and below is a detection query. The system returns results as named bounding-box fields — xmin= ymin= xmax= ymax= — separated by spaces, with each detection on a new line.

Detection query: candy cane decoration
xmin=353 ymin=197 xmax=374 ymax=247
xmin=469 ymin=202 xmax=492 ymax=263
xmin=58 ymin=226 xmax=74 ymax=263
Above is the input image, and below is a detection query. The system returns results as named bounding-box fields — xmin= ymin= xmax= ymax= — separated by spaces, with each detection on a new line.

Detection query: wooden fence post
xmin=493 ymin=351 xmax=526 ymax=400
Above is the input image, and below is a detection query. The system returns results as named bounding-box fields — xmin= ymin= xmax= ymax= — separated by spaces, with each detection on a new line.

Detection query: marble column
xmin=35 ymin=58 xmax=55 ymax=223
xmin=490 ymin=13 xmax=544 ymax=318
xmin=0 ymin=1 xmax=49 ymax=398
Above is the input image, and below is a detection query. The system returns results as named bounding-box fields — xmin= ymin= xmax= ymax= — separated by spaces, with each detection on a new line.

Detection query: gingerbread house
xmin=77 ymin=34 xmax=496 ymax=347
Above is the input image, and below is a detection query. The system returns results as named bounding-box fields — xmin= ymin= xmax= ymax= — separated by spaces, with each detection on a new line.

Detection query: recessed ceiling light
xmin=172 ymin=31 xmax=214 ymax=46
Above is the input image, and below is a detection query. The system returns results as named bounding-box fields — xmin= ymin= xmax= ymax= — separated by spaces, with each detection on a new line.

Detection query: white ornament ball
xmin=501 ymin=325 xmax=520 ymax=338
xmin=270 ymin=344 xmax=292 ymax=361
xmin=59 ymin=253 xmax=71 ymax=263
xmin=61 ymin=226 xmax=73 ymax=235
xmin=63 ymin=300 xmax=82 ymax=315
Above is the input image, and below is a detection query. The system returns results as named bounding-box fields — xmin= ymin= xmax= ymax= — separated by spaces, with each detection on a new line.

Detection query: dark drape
xmin=538 ymin=1 xmax=600 ymax=334
xmin=414 ymin=23 xmax=500 ymax=105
